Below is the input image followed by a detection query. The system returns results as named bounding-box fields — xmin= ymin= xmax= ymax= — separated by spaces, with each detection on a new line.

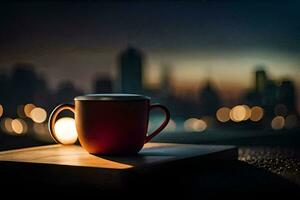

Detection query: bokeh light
xmin=0 ymin=104 xmax=3 ymax=117
xmin=271 ymin=116 xmax=285 ymax=130
xmin=184 ymin=118 xmax=207 ymax=132
xmin=242 ymin=105 xmax=251 ymax=121
xmin=18 ymin=118 xmax=28 ymax=133
xmin=30 ymin=107 xmax=47 ymax=123
xmin=230 ymin=105 xmax=246 ymax=122
xmin=184 ymin=118 xmax=199 ymax=132
xmin=11 ymin=118 xmax=27 ymax=134
xmin=24 ymin=103 xmax=36 ymax=118
xmin=54 ymin=117 xmax=78 ymax=145
xmin=250 ymin=106 xmax=264 ymax=122
xmin=285 ymin=115 xmax=297 ymax=129
xmin=192 ymin=119 xmax=207 ymax=132
xmin=216 ymin=107 xmax=230 ymax=122
xmin=3 ymin=118 xmax=13 ymax=133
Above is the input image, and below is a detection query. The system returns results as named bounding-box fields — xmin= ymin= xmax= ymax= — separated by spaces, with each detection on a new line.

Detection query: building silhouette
xmin=11 ymin=63 xmax=38 ymax=103
xmin=198 ymin=80 xmax=221 ymax=116
xmin=0 ymin=63 xmax=55 ymax=116
xmin=10 ymin=63 xmax=41 ymax=116
xmin=33 ymin=74 xmax=52 ymax=110
xmin=278 ymin=79 xmax=297 ymax=114
xmin=244 ymin=67 xmax=298 ymax=124
xmin=255 ymin=67 xmax=268 ymax=93
xmin=55 ymin=81 xmax=83 ymax=104
xmin=118 ymin=47 xmax=144 ymax=94
xmin=93 ymin=77 xmax=113 ymax=94
xmin=160 ymin=63 xmax=172 ymax=98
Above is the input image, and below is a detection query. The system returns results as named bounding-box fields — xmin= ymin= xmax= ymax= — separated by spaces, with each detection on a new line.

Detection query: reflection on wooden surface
xmin=0 ymin=143 xmax=236 ymax=170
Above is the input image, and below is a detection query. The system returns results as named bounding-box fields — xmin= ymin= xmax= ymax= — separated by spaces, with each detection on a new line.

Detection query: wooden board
xmin=0 ymin=143 xmax=237 ymax=189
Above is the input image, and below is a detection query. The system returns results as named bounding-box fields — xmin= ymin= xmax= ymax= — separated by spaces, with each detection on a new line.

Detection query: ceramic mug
xmin=48 ymin=94 xmax=170 ymax=155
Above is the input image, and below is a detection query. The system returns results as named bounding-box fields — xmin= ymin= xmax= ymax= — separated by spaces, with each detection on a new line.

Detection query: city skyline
xmin=0 ymin=53 xmax=299 ymax=110
xmin=0 ymin=49 xmax=299 ymax=104
xmin=0 ymin=1 xmax=299 ymax=107
xmin=0 ymin=61 xmax=297 ymax=126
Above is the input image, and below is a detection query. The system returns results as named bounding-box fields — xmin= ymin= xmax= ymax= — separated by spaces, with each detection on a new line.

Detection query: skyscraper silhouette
xmin=278 ymin=79 xmax=297 ymax=114
xmin=118 ymin=47 xmax=144 ymax=94
xmin=160 ymin=63 xmax=172 ymax=98
xmin=255 ymin=67 xmax=267 ymax=93
xmin=198 ymin=80 xmax=221 ymax=116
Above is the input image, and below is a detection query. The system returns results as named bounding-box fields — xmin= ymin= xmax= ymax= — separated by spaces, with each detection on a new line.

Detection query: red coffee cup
xmin=48 ymin=94 xmax=170 ymax=155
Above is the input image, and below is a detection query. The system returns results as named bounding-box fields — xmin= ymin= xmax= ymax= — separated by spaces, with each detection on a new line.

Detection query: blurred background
xmin=0 ymin=1 xmax=299 ymax=152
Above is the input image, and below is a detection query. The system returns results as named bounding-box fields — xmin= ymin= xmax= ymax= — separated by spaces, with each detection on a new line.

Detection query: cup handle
xmin=145 ymin=104 xmax=170 ymax=143
xmin=48 ymin=103 xmax=75 ymax=144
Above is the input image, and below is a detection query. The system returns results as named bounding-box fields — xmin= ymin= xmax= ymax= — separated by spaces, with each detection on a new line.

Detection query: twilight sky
xmin=0 ymin=1 xmax=299 ymax=102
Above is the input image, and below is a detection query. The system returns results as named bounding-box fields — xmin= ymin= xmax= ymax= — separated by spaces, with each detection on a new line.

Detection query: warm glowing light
xmin=3 ymin=118 xmax=13 ymax=133
xmin=184 ymin=118 xmax=198 ymax=132
xmin=271 ymin=116 xmax=285 ymax=130
xmin=250 ymin=106 xmax=264 ymax=122
xmin=2 ymin=118 xmax=27 ymax=135
xmin=192 ymin=119 xmax=207 ymax=132
xmin=164 ymin=119 xmax=176 ymax=132
xmin=30 ymin=107 xmax=47 ymax=123
xmin=242 ymin=105 xmax=251 ymax=120
xmin=54 ymin=117 xmax=78 ymax=145
xmin=285 ymin=115 xmax=297 ymax=129
xmin=11 ymin=119 xmax=24 ymax=134
xmin=19 ymin=118 xmax=28 ymax=133
xmin=230 ymin=105 xmax=246 ymax=122
xmin=24 ymin=103 xmax=36 ymax=117
xmin=0 ymin=104 xmax=3 ymax=117
xmin=216 ymin=107 xmax=230 ymax=122
xmin=184 ymin=118 xmax=206 ymax=132
xmin=274 ymin=104 xmax=287 ymax=116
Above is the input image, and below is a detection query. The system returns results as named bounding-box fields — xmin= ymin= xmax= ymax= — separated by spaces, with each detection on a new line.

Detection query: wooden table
xmin=0 ymin=142 xmax=237 ymax=192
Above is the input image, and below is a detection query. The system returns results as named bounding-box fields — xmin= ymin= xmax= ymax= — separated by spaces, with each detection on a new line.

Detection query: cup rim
xmin=74 ymin=94 xmax=150 ymax=101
